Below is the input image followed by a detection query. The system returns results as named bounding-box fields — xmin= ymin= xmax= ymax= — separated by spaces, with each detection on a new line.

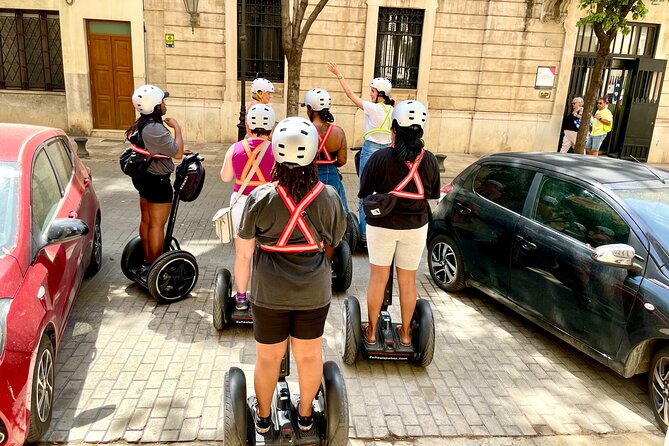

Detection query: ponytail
xmin=318 ymin=109 xmax=335 ymax=123
xmin=378 ymin=92 xmax=395 ymax=107
xmin=392 ymin=120 xmax=424 ymax=163
xmin=125 ymin=104 xmax=163 ymax=141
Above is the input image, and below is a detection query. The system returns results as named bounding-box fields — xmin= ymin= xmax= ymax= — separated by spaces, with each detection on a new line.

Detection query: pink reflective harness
xmin=315 ymin=124 xmax=336 ymax=165
xmin=130 ymin=144 xmax=171 ymax=159
xmin=260 ymin=182 xmax=326 ymax=253
xmin=388 ymin=150 xmax=425 ymax=199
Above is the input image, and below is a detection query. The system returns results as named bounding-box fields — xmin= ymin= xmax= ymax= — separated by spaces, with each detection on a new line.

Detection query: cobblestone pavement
xmin=45 ymin=138 xmax=665 ymax=444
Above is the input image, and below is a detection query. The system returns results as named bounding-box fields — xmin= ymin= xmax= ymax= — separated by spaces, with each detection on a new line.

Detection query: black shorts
xmin=252 ymin=303 xmax=330 ymax=344
xmin=132 ymin=173 xmax=173 ymax=204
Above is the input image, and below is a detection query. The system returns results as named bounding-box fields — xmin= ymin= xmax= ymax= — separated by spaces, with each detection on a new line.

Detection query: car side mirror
xmin=45 ymin=218 xmax=89 ymax=246
xmin=592 ymin=243 xmax=641 ymax=273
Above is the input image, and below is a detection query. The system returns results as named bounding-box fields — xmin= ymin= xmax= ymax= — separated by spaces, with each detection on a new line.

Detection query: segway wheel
xmin=341 ymin=296 xmax=362 ymax=365
xmin=213 ymin=268 xmax=233 ymax=330
xmin=147 ymin=250 xmax=198 ymax=304
xmin=332 ymin=240 xmax=352 ymax=292
xmin=121 ymin=236 xmax=144 ymax=281
xmin=224 ymin=367 xmax=248 ymax=446
xmin=344 ymin=212 xmax=359 ymax=253
xmin=323 ymin=361 xmax=349 ymax=446
xmin=410 ymin=298 xmax=435 ymax=367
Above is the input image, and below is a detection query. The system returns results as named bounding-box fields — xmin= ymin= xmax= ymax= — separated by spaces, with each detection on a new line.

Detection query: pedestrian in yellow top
xmin=585 ymin=98 xmax=613 ymax=156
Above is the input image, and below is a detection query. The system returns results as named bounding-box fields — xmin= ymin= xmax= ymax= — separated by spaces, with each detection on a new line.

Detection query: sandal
xmin=361 ymin=323 xmax=376 ymax=345
xmin=396 ymin=325 xmax=412 ymax=347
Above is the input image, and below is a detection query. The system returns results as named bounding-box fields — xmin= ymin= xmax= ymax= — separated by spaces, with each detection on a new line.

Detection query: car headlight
xmin=0 ymin=299 xmax=11 ymax=357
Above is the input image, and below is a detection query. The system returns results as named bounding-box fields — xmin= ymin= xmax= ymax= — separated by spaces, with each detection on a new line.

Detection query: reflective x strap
xmin=316 ymin=125 xmax=336 ymax=164
xmin=275 ymin=182 xmax=325 ymax=247
xmin=236 ymin=140 xmax=268 ymax=186
xmin=130 ymin=144 xmax=170 ymax=159
xmin=389 ymin=150 xmax=425 ymax=199
xmin=363 ymin=104 xmax=393 ymax=138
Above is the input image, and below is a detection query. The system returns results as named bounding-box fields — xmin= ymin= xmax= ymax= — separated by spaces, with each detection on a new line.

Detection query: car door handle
xmin=515 ymin=234 xmax=537 ymax=251
xmin=69 ymin=211 xmax=78 ymax=219
xmin=455 ymin=202 xmax=471 ymax=215
xmin=83 ymin=177 xmax=91 ymax=188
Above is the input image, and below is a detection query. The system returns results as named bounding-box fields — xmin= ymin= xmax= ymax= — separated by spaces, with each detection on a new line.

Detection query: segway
xmin=213 ymin=239 xmax=351 ymax=330
xmin=121 ymin=152 xmax=205 ymax=304
xmin=342 ymin=263 xmax=435 ymax=367
xmin=224 ymin=343 xmax=349 ymax=445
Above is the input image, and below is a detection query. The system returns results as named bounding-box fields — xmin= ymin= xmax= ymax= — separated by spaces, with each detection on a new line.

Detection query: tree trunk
xmin=574 ymin=37 xmax=612 ymax=154
xmin=286 ymin=47 xmax=303 ymax=117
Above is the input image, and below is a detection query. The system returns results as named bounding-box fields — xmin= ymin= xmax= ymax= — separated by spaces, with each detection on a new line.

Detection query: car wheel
xmin=427 ymin=234 xmax=465 ymax=292
xmin=26 ymin=334 xmax=55 ymax=442
xmin=649 ymin=346 xmax=669 ymax=432
xmin=147 ymin=250 xmax=198 ymax=304
xmin=85 ymin=213 xmax=103 ymax=277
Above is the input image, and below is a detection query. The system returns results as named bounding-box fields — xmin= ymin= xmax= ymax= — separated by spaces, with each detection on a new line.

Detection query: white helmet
xmin=392 ymin=100 xmax=428 ymax=129
xmin=247 ymin=104 xmax=276 ymax=132
xmin=251 ymin=77 xmax=275 ymax=93
xmin=132 ymin=85 xmax=169 ymax=115
xmin=369 ymin=77 xmax=392 ymax=95
xmin=271 ymin=117 xmax=319 ymax=167
xmin=304 ymin=88 xmax=331 ymax=111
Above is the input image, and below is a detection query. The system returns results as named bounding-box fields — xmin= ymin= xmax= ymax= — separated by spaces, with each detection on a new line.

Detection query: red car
xmin=0 ymin=124 xmax=102 ymax=445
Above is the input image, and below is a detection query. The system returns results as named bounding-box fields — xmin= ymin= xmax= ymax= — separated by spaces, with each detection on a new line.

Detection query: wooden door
xmin=87 ymin=21 xmax=134 ymax=130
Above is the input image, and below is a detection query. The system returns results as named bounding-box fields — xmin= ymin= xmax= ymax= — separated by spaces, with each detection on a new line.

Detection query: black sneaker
xmin=251 ymin=397 xmax=271 ymax=434
xmin=295 ymin=399 xmax=314 ymax=432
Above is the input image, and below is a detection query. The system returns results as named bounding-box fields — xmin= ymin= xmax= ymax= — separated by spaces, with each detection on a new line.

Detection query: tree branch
xmin=297 ymin=0 xmax=329 ymax=47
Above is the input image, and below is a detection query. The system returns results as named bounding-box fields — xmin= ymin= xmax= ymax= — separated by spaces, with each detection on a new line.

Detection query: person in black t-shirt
xmin=358 ymin=100 xmax=440 ymax=347
xmin=559 ymin=97 xmax=583 ymax=153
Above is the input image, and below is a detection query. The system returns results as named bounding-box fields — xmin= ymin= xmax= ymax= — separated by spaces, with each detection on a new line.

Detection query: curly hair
xmin=271 ymin=162 xmax=319 ymax=201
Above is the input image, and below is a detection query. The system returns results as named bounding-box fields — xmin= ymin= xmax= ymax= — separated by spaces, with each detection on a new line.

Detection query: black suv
xmin=428 ymin=152 xmax=669 ymax=431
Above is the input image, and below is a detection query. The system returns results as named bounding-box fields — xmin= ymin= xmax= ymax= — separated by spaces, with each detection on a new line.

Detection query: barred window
xmin=575 ymin=22 xmax=658 ymax=57
xmin=374 ymin=8 xmax=424 ymax=89
xmin=0 ymin=10 xmax=64 ymax=91
xmin=237 ymin=0 xmax=284 ymax=82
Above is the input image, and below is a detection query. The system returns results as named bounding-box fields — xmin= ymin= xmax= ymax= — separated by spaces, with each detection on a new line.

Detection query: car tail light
xmin=0 ymin=299 xmax=11 ymax=357
xmin=438 ymin=183 xmax=453 ymax=203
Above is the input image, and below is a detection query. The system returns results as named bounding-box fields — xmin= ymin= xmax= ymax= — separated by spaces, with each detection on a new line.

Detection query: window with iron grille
xmin=237 ymin=0 xmax=284 ymax=82
xmin=375 ymin=8 xmax=424 ymax=89
xmin=0 ymin=10 xmax=64 ymax=91
xmin=575 ymin=22 xmax=658 ymax=57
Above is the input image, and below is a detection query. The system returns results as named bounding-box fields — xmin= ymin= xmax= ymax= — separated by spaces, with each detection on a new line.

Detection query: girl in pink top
xmin=220 ymin=104 xmax=276 ymax=310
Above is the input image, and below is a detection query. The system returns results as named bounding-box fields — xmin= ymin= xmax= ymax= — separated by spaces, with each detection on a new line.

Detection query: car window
xmin=46 ymin=139 xmax=74 ymax=194
xmin=532 ymin=176 xmax=630 ymax=248
xmin=0 ymin=162 xmax=20 ymax=255
xmin=32 ymin=149 xmax=63 ymax=234
xmin=472 ymin=165 xmax=535 ymax=214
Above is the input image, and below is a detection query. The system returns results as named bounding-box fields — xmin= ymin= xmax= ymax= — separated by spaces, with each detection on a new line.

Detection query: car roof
xmin=483 ymin=152 xmax=669 ymax=186
xmin=0 ymin=123 xmax=63 ymax=162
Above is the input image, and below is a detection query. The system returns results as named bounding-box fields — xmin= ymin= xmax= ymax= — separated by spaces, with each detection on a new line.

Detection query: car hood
xmin=0 ymin=254 xmax=23 ymax=298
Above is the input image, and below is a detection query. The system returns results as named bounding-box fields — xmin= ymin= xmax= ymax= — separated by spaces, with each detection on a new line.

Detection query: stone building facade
xmin=1 ymin=0 xmax=668 ymax=162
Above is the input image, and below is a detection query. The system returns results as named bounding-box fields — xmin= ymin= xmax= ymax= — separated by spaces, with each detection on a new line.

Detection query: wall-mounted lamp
xmin=183 ymin=0 xmax=200 ymax=33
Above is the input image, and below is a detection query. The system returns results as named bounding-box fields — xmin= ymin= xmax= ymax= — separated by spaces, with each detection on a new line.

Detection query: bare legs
xmin=254 ymin=337 xmax=322 ymax=418
xmin=234 ymin=237 xmax=250 ymax=294
xmin=366 ymin=264 xmax=416 ymax=345
xmin=138 ymin=198 xmax=171 ymax=263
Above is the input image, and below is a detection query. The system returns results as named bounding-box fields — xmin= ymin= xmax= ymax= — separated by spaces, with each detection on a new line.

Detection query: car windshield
xmin=617 ymin=185 xmax=669 ymax=264
xmin=0 ymin=162 xmax=20 ymax=256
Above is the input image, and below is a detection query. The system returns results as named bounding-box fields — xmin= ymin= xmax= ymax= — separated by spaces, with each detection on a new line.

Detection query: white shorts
xmin=366 ymin=224 xmax=428 ymax=270
xmin=230 ymin=191 xmax=249 ymax=237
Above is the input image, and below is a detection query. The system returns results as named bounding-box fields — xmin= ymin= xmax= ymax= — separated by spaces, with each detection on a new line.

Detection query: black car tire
xmin=410 ymin=298 xmax=435 ymax=368
xmin=332 ymin=240 xmax=352 ymax=292
xmin=649 ymin=346 xmax=669 ymax=432
xmin=428 ymin=234 xmax=465 ymax=292
xmin=27 ymin=334 xmax=55 ymax=442
xmin=85 ymin=213 xmax=103 ymax=277
xmin=213 ymin=268 xmax=232 ymax=330
xmin=147 ymin=250 xmax=198 ymax=304
xmin=341 ymin=296 xmax=362 ymax=365
xmin=120 ymin=236 xmax=144 ymax=281
xmin=223 ymin=367 xmax=247 ymax=445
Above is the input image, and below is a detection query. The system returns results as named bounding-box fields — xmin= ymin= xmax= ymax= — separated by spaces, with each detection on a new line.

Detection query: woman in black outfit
xmin=126 ymin=85 xmax=184 ymax=277
xmin=358 ymin=100 xmax=440 ymax=347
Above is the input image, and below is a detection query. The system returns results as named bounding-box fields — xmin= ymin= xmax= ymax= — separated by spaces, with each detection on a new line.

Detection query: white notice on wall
xmin=535 ymin=66 xmax=556 ymax=89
